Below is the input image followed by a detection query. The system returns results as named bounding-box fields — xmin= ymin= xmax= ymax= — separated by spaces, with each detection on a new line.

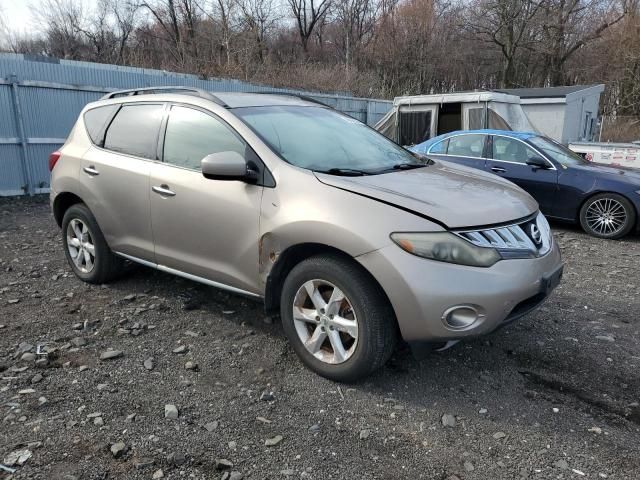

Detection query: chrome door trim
xmin=114 ymin=251 xmax=157 ymax=268
xmin=114 ymin=251 xmax=263 ymax=298
xmin=428 ymin=153 xmax=486 ymax=161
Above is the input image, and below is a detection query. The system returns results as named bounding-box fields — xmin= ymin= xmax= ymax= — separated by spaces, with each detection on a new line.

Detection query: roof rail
xmin=252 ymin=91 xmax=329 ymax=107
xmin=101 ymin=86 xmax=228 ymax=107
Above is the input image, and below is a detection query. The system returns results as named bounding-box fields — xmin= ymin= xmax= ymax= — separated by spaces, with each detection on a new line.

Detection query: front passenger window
xmin=163 ymin=106 xmax=247 ymax=170
xmin=492 ymin=137 xmax=539 ymax=164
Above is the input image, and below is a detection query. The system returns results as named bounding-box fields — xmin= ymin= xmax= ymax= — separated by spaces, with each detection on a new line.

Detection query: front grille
xmin=455 ymin=212 xmax=552 ymax=258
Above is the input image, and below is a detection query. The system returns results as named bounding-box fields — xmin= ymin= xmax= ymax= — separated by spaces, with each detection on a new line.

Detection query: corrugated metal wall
xmin=0 ymin=53 xmax=392 ymax=196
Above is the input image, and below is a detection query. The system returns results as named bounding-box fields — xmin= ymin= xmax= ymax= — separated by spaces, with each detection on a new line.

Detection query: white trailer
xmin=568 ymin=141 xmax=640 ymax=169
xmin=375 ymin=91 xmax=536 ymax=146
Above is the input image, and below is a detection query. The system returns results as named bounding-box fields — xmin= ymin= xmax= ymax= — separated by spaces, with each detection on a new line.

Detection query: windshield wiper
xmin=391 ymin=162 xmax=425 ymax=170
xmin=315 ymin=168 xmax=370 ymax=176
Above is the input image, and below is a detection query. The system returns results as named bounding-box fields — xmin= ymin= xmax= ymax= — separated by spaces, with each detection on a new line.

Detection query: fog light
xmin=442 ymin=305 xmax=483 ymax=330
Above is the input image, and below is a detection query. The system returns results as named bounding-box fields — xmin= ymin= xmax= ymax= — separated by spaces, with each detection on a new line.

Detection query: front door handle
xmin=83 ymin=166 xmax=99 ymax=176
xmin=491 ymin=166 xmax=506 ymax=173
xmin=152 ymin=184 xmax=176 ymax=197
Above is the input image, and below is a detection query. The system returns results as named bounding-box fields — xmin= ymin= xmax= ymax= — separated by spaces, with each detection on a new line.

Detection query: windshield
xmin=234 ymin=105 xmax=425 ymax=174
xmin=529 ymin=136 xmax=587 ymax=166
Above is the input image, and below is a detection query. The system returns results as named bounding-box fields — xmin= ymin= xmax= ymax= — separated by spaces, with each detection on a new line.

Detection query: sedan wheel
xmin=580 ymin=193 xmax=636 ymax=239
xmin=292 ymin=279 xmax=359 ymax=364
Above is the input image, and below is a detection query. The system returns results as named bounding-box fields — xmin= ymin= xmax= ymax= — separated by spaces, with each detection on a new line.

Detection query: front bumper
xmin=356 ymin=239 xmax=563 ymax=344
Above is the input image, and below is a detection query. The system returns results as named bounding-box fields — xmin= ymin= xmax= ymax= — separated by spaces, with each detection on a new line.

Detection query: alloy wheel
xmin=66 ymin=218 xmax=96 ymax=273
xmin=585 ymin=197 xmax=628 ymax=236
xmin=292 ymin=279 xmax=358 ymax=364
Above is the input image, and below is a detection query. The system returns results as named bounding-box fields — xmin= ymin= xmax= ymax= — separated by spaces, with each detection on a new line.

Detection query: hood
xmin=315 ymin=160 xmax=538 ymax=229
xmin=569 ymin=162 xmax=640 ymax=186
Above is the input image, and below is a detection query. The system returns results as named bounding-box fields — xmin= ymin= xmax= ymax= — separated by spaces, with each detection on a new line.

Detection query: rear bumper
xmin=356 ymin=239 xmax=563 ymax=343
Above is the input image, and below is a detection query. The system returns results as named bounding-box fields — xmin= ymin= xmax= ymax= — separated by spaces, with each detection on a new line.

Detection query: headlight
xmin=390 ymin=232 xmax=501 ymax=267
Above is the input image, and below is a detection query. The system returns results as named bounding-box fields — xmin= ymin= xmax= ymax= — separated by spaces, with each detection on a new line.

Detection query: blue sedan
xmin=411 ymin=129 xmax=640 ymax=239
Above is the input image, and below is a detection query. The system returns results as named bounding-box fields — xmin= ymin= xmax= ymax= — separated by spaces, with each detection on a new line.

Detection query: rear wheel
xmin=579 ymin=193 xmax=636 ymax=239
xmin=280 ymin=254 xmax=397 ymax=382
xmin=62 ymin=203 xmax=126 ymax=284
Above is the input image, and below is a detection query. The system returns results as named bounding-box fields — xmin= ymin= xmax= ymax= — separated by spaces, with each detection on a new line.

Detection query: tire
xmin=579 ymin=193 xmax=636 ymax=239
xmin=280 ymin=254 xmax=397 ymax=382
xmin=61 ymin=203 xmax=126 ymax=284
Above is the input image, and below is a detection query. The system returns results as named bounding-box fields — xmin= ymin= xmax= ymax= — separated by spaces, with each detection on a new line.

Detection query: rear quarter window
xmin=103 ymin=104 xmax=164 ymax=159
xmin=83 ymin=105 xmax=119 ymax=145
xmin=429 ymin=139 xmax=448 ymax=154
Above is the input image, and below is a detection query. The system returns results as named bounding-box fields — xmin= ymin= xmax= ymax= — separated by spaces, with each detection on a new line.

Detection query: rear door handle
xmin=83 ymin=166 xmax=99 ymax=176
xmin=152 ymin=184 xmax=176 ymax=197
xmin=491 ymin=166 xmax=506 ymax=173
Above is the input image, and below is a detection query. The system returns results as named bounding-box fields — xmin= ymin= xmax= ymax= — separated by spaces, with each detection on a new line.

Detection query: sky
xmin=0 ymin=0 xmax=37 ymax=31
xmin=0 ymin=0 xmax=95 ymax=36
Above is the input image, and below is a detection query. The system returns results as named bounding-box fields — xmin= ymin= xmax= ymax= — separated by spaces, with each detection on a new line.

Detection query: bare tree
xmin=333 ymin=0 xmax=379 ymax=70
xmin=539 ymin=0 xmax=628 ymax=84
xmin=33 ymin=0 xmax=86 ymax=59
xmin=138 ymin=0 xmax=188 ymax=64
xmin=466 ymin=0 xmax=543 ymax=88
xmin=239 ymin=0 xmax=280 ymax=60
xmin=111 ymin=0 xmax=140 ymax=64
xmin=287 ymin=0 xmax=332 ymax=52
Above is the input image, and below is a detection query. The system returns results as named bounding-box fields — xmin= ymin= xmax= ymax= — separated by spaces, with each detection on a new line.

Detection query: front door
xmin=486 ymin=135 xmax=559 ymax=215
xmin=149 ymin=104 xmax=263 ymax=294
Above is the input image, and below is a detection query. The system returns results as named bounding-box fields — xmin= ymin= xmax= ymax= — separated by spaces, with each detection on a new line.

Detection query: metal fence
xmin=0 ymin=53 xmax=392 ymax=196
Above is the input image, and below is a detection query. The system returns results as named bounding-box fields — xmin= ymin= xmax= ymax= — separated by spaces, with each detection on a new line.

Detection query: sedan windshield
xmin=234 ymin=105 xmax=426 ymax=174
xmin=529 ymin=136 xmax=587 ymax=166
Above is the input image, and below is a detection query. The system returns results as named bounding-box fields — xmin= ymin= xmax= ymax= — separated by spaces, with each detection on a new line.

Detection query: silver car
xmin=49 ymin=87 xmax=563 ymax=382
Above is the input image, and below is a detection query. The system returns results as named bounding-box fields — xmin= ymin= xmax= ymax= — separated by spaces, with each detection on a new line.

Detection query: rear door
xmin=79 ymin=102 xmax=163 ymax=261
xmin=149 ymin=104 xmax=263 ymax=294
xmin=427 ymin=133 xmax=488 ymax=172
xmin=486 ymin=135 xmax=559 ymax=214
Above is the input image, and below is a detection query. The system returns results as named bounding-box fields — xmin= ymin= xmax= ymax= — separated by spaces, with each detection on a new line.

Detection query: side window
xmin=104 ymin=104 xmax=164 ymax=159
xmin=492 ymin=137 xmax=539 ymax=164
xmin=163 ymin=106 xmax=247 ymax=171
xmin=84 ymin=105 xmax=118 ymax=145
xmin=429 ymin=139 xmax=448 ymax=154
xmin=447 ymin=135 xmax=485 ymax=158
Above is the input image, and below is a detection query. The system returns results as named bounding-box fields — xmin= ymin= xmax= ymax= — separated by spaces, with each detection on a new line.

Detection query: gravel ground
xmin=1 ymin=196 xmax=639 ymax=480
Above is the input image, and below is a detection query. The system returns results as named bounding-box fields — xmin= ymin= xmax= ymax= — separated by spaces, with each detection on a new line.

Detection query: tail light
xmin=49 ymin=151 xmax=61 ymax=171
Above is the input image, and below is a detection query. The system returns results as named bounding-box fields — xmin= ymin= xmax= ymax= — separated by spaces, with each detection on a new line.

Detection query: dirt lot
xmin=1 ymin=196 xmax=639 ymax=480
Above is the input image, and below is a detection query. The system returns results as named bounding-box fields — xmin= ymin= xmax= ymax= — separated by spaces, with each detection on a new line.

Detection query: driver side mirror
xmin=201 ymin=151 xmax=259 ymax=183
xmin=526 ymin=156 xmax=551 ymax=170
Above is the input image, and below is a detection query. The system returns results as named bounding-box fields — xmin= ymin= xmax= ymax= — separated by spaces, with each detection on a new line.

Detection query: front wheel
xmin=280 ymin=254 xmax=397 ymax=382
xmin=579 ymin=193 xmax=636 ymax=239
